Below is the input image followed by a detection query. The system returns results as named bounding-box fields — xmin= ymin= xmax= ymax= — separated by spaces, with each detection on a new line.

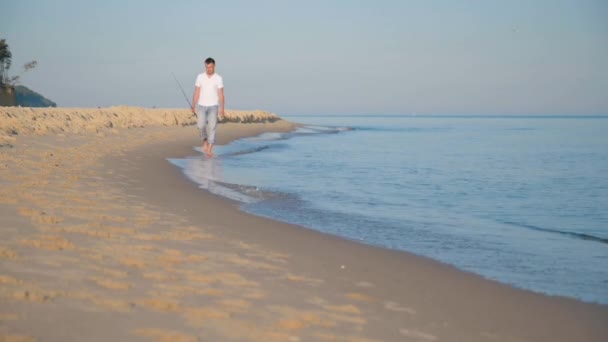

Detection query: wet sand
xmin=0 ymin=107 xmax=607 ymax=341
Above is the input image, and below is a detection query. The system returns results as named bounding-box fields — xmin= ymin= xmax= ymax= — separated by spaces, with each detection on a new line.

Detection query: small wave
xmin=335 ymin=126 xmax=353 ymax=132
xmin=502 ymin=221 xmax=608 ymax=245
xmin=243 ymin=125 xmax=351 ymax=142
xmin=292 ymin=125 xmax=351 ymax=135
xmin=203 ymin=179 xmax=297 ymax=204
xmin=221 ymin=145 xmax=271 ymax=157
xmin=210 ymin=180 xmax=266 ymax=200
xmin=245 ymin=132 xmax=289 ymax=142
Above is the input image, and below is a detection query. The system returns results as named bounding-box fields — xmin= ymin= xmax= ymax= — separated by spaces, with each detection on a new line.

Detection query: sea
xmin=168 ymin=115 xmax=608 ymax=305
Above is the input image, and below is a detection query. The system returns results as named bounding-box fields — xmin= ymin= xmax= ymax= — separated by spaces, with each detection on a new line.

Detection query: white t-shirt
xmin=195 ymin=73 xmax=224 ymax=106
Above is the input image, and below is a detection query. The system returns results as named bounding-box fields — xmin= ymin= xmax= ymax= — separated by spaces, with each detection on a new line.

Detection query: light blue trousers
xmin=196 ymin=105 xmax=218 ymax=145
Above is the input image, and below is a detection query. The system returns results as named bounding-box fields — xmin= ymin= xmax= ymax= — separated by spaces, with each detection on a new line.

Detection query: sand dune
xmin=0 ymin=106 xmax=281 ymax=146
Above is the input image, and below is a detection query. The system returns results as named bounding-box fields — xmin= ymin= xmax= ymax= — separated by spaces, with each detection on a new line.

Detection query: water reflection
xmin=168 ymin=151 xmax=258 ymax=203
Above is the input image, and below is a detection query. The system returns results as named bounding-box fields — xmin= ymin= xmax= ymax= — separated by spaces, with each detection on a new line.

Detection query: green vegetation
xmin=1 ymin=38 xmax=55 ymax=107
xmin=15 ymin=85 xmax=57 ymax=107
xmin=0 ymin=39 xmax=12 ymax=85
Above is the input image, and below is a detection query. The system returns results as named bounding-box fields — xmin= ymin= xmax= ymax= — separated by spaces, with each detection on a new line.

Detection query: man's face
xmin=206 ymin=63 xmax=215 ymax=75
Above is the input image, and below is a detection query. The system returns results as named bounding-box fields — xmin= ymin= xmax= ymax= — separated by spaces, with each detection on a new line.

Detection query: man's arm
xmin=191 ymin=86 xmax=200 ymax=113
xmin=218 ymin=88 xmax=225 ymax=119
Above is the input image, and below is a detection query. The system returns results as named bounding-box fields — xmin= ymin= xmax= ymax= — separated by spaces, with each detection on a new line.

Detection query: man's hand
xmin=192 ymin=86 xmax=200 ymax=115
xmin=218 ymin=88 xmax=225 ymax=120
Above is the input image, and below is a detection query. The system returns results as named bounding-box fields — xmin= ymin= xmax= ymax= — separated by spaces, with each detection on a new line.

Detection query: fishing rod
xmin=172 ymin=72 xmax=197 ymax=118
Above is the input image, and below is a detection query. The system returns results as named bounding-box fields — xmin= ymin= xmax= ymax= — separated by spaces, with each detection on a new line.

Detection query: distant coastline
xmin=0 ymin=85 xmax=56 ymax=107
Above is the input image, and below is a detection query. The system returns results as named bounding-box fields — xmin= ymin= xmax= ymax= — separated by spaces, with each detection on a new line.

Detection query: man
xmin=192 ymin=57 xmax=225 ymax=157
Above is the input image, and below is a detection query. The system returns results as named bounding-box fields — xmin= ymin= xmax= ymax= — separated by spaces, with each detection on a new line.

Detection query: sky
xmin=2 ymin=0 xmax=607 ymax=115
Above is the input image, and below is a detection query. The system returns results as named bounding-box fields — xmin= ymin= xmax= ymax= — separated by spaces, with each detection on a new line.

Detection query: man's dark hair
xmin=205 ymin=57 xmax=215 ymax=65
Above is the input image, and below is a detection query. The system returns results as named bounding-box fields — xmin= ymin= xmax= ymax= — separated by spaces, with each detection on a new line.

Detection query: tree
xmin=0 ymin=39 xmax=12 ymax=85
xmin=9 ymin=60 xmax=38 ymax=85
xmin=0 ymin=39 xmax=37 ymax=86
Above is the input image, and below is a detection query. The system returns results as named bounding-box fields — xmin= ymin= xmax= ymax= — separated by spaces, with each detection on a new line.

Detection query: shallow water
xmin=169 ymin=115 xmax=608 ymax=304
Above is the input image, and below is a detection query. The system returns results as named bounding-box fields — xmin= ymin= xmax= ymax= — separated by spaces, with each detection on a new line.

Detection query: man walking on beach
xmin=192 ymin=57 xmax=225 ymax=157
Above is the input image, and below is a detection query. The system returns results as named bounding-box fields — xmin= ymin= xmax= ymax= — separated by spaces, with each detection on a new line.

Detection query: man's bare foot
xmin=203 ymin=140 xmax=210 ymax=153
xmin=206 ymin=144 xmax=214 ymax=157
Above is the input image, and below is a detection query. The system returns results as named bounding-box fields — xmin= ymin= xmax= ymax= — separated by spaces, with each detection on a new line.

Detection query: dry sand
xmin=0 ymin=106 xmax=280 ymax=147
xmin=0 ymin=106 xmax=607 ymax=341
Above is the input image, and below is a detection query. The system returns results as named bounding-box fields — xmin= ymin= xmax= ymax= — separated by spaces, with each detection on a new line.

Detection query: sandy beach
xmin=1 ymin=107 xmax=607 ymax=341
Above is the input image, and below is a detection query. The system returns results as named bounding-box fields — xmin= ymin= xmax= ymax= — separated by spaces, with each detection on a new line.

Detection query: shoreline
xmin=172 ymin=119 xmax=607 ymax=306
xmin=108 ymin=125 xmax=608 ymax=340
xmin=1 ymin=108 xmax=607 ymax=341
